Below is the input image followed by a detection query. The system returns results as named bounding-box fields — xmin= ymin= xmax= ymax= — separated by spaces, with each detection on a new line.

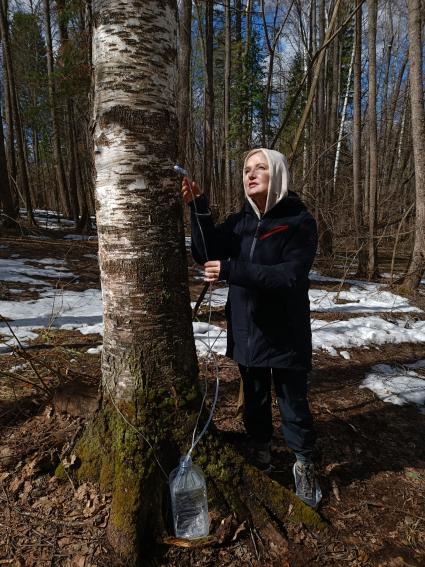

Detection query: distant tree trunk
xmin=367 ymin=0 xmax=378 ymax=279
xmin=403 ymin=0 xmax=425 ymax=290
xmin=177 ymin=0 xmax=191 ymax=167
xmin=0 ymin=0 xmax=34 ymax=224
xmin=317 ymin=0 xmax=336 ymax=259
xmin=203 ymin=0 xmax=214 ymax=201
xmin=0 ymin=90 xmax=17 ymax=225
xmin=353 ymin=0 xmax=367 ymax=277
xmin=224 ymin=0 xmax=231 ymax=214
xmin=243 ymin=0 xmax=253 ymax=148
xmin=382 ymin=55 xmax=408 ymax=190
xmin=43 ymin=0 xmax=73 ymax=218
xmin=333 ymin=42 xmax=353 ymax=188
xmin=56 ymin=0 xmax=81 ymax=221
xmin=232 ymin=0 xmax=244 ymax=209
xmin=1 ymin=48 xmax=17 ymax=197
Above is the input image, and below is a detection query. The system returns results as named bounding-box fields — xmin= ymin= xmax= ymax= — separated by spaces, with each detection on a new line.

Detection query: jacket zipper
xmin=249 ymin=220 xmax=262 ymax=261
xmin=247 ymin=219 xmax=262 ymax=363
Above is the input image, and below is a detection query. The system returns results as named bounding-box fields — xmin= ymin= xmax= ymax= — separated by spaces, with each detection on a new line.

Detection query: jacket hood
xmin=243 ymin=148 xmax=290 ymax=218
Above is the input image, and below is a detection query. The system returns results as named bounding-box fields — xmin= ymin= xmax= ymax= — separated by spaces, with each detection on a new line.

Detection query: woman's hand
xmin=181 ymin=177 xmax=201 ymax=204
xmin=204 ymin=261 xmax=221 ymax=282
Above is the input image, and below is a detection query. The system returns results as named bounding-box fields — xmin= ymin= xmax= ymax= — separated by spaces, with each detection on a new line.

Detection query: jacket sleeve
xmin=219 ymin=215 xmax=317 ymax=289
xmin=189 ymin=195 xmax=235 ymax=264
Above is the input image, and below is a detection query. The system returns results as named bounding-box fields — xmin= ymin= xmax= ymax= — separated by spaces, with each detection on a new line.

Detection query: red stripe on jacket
xmin=259 ymin=225 xmax=289 ymax=240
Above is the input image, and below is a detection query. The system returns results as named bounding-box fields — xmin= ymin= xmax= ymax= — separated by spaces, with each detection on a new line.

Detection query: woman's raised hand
xmin=181 ymin=177 xmax=201 ymax=204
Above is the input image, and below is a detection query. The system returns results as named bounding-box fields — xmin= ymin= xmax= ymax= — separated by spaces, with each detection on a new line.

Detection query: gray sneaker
xmin=293 ymin=461 xmax=322 ymax=509
xmin=250 ymin=441 xmax=272 ymax=474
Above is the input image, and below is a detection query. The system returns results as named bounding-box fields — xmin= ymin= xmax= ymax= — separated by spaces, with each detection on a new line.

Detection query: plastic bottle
xmin=169 ymin=455 xmax=209 ymax=539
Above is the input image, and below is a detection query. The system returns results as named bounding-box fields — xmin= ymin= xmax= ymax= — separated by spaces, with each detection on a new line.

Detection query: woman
xmin=182 ymin=149 xmax=321 ymax=508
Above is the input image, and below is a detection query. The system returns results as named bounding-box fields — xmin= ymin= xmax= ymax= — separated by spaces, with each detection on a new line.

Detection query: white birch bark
xmin=333 ymin=42 xmax=355 ymax=188
xmin=93 ymin=0 xmax=197 ymax=402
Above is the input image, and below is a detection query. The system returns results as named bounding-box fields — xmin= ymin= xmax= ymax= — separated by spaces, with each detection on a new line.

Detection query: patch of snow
xmin=326 ymin=346 xmax=338 ymax=356
xmin=0 ymin=327 xmax=39 ymax=353
xmin=0 ymin=258 xmax=75 ymax=284
xmin=309 ymin=271 xmax=376 ymax=288
xmin=361 ymin=363 xmax=425 ymax=413
xmin=311 ymin=316 xmax=425 ymax=354
xmin=87 ymin=345 xmax=103 ymax=355
xmin=0 ymin=288 xmax=103 ymax=351
xmin=309 ymin=287 xmax=420 ymax=314
xmin=192 ymin=322 xmax=227 ymax=356
xmin=340 ymin=350 xmax=351 ymax=360
xmin=191 ymin=287 xmax=229 ymax=309
xmin=36 ymin=258 xmax=66 ymax=265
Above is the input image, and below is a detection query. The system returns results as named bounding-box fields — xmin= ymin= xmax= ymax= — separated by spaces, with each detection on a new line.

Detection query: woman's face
xmin=243 ymin=151 xmax=269 ymax=211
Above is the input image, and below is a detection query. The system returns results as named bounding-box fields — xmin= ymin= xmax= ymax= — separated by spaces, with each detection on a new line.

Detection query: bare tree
xmin=222 ymin=0 xmax=233 ymax=215
xmin=204 ymin=0 xmax=214 ymax=200
xmin=367 ymin=0 xmax=378 ymax=279
xmin=403 ymin=0 xmax=425 ymax=290
xmin=43 ymin=0 xmax=73 ymax=218
xmin=0 ymin=0 xmax=34 ymax=223
xmin=353 ymin=0 xmax=367 ymax=276
xmin=0 ymin=86 xmax=17 ymax=224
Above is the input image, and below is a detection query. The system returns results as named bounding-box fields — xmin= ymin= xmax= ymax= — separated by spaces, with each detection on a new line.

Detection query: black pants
xmin=239 ymin=365 xmax=316 ymax=462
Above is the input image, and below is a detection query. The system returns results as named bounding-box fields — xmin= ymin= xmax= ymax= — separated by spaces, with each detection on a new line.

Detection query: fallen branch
xmin=0 ymin=369 xmax=49 ymax=393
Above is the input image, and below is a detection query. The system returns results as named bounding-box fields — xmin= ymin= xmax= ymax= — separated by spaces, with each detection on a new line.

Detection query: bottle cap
xmin=179 ymin=455 xmax=192 ymax=468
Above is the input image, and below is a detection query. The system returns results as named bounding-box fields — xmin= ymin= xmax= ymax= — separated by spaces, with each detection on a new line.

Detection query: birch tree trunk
xmin=403 ymin=0 xmax=425 ymax=290
xmin=73 ymin=0 xmax=202 ymax=559
xmin=71 ymin=2 xmax=324 ymax=562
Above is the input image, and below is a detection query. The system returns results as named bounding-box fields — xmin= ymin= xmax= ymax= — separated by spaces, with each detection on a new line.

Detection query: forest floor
xmin=0 ymin=224 xmax=424 ymax=567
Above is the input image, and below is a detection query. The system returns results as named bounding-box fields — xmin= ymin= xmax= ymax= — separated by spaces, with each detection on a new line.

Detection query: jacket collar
xmin=244 ymin=190 xmax=306 ymax=219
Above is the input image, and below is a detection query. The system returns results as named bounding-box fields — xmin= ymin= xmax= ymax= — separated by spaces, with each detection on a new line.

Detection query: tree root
xmin=200 ymin=435 xmax=326 ymax=538
xmin=70 ymin=410 xmax=325 ymax=565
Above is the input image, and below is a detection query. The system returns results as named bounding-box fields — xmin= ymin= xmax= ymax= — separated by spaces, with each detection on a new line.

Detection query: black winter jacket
xmin=190 ymin=191 xmax=318 ymax=371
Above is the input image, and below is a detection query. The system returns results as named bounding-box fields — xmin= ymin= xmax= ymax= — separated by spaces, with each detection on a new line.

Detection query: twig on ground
xmin=54 ymin=450 xmax=76 ymax=493
xmin=0 ymin=369 xmax=49 ymax=393
xmin=249 ymin=526 xmax=260 ymax=561
xmin=0 ymin=316 xmax=51 ymax=392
